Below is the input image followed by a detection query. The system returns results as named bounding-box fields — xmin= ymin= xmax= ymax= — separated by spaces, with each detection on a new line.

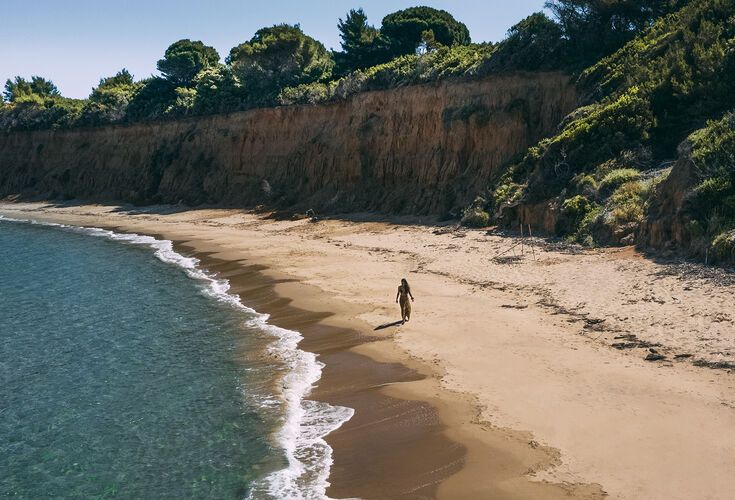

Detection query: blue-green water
xmin=0 ymin=217 xmax=352 ymax=499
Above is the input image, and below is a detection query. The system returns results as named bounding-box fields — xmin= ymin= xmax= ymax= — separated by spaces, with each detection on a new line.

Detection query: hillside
xmin=492 ymin=0 xmax=735 ymax=263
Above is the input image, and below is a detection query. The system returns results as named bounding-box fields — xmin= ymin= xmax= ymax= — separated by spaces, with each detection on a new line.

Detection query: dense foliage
xmin=4 ymin=76 xmax=60 ymax=102
xmin=481 ymin=13 xmax=566 ymax=72
xmin=3 ymin=1 xmax=672 ymax=132
xmin=545 ymin=0 xmax=688 ymax=66
xmin=488 ymin=0 xmax=735 ymax=254
xmin=334 ymin=9 xmax=382 ymax=75
xmin=380 ymin=7 xmax=471 ymax=57
xmin=79 ymin=69 xmax=142 ymax=125
xmin=157 ymin=40 xmax=220 ymax=87
xmin=681 ymin=113 xmax=735 ymax=261
xmin=227 ymin=24 xmax=333 ymax=106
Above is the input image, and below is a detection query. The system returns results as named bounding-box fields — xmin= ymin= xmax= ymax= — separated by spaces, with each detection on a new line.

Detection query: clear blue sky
xmin=1 ymin=0 xmax=546 ymax=99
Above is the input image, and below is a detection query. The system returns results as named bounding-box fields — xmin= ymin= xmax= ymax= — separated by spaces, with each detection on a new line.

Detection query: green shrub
xmin=560 ymin=194 xmax=600 ymax=239
xmin=125 ymin=77 xmax=177 ymax=121
xmin=278 ymin=83 xmax=333 ymax=105
xmin=711 ymin=230 xmax=735 ymax=262
xmin=598 ymin=168 xmax=642 ymax=196
xmin=573 ymin=205 xmax=604 ymax=246
xmin=575 ymin=174 xmax=598 ymax=195
xmin=561 ymin=195 xmax=593 ymax=218
xmin=0 ymin=95 xmax=86 ymax=132
xmin=190 ymin=66 xmax=244 ymax=115
xmin=78 ymin=70 xmax=142 ymax=125
xmin=330 ymin=43 xmax=494 ymax=101
xmin=492 ymin=181 xmax=524 ymax=208
xmin=605 ymin=180 xmax=649 ymax=228
xmin=461 ymin=197 xmax=490 ymax=227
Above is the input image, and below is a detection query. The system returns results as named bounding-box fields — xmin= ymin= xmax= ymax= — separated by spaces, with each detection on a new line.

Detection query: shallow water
xmin=0 ymin=217 xmax=352 ymax=498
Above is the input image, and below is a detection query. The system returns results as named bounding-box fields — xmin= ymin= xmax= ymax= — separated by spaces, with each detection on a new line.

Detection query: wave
xmin=0 ymin=214 xmax=355 ymax=499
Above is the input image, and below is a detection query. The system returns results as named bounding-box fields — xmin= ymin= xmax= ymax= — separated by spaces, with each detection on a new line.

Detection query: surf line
xmin=0 ymin=214 xmax=355 ymax=499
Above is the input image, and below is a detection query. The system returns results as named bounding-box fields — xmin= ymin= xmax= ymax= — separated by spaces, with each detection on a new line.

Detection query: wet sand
xmin=3 ymin=201 xmax=735 ymax=499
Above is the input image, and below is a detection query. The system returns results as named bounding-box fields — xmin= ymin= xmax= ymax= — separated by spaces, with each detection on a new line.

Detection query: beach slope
xmin=2 ymin=202 xmax=734 ymax=499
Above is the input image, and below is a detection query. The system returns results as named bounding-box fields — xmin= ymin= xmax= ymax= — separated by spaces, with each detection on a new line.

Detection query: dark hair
xmin=401 ymin=278 xmax=411 ymax=293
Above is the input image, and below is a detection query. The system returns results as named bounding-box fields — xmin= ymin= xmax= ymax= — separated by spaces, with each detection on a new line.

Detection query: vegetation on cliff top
xmin=1 ymin=1 xmax=676 ymax=132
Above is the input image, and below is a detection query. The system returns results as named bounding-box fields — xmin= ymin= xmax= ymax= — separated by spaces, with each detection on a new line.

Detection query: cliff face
xmin=0 ymin=73 xmax=577 ymax=215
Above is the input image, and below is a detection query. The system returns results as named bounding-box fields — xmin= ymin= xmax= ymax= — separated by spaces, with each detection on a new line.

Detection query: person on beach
xmin=396 ymin=278 xmax=414 ymax=324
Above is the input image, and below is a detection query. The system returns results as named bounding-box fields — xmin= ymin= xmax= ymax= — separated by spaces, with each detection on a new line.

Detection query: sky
xmin=1 ymin=0 xmax=547 ymax=99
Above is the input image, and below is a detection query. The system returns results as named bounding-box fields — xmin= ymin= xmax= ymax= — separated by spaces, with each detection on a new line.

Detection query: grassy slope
xmin=490 ymin=0 xmax=735 ymax=260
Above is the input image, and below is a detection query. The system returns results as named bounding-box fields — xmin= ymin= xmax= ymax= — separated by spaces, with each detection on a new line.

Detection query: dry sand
xmin=2 ymin=201 xmax=734 ymax=499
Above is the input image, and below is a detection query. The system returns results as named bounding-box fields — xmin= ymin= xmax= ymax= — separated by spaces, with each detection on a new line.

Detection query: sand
xmin=2 ymin=201 xmax=734 ymax=499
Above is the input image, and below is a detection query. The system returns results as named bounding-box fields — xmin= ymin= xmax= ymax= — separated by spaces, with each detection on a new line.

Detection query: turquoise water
xmin=0 ymin=217 xmax=352 ymax=498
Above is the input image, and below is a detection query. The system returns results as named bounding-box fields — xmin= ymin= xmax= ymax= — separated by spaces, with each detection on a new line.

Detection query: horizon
xmin=1 ymin=0 xmax=546 ymax=99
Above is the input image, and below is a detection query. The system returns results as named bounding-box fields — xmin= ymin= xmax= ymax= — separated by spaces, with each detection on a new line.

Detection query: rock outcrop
xmin=0 ymin=73 xmax=577 ymax=215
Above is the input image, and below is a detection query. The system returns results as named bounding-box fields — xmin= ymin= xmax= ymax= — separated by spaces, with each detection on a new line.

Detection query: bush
xmin=574 ymin=174 xmax=598 ymax=196
xmin=562 ymin=195 xmax=593 ymax=217
xmin=711 ymin=230 xmax=735 ymax=262
xmin=278 ymin=83 xmax=333 ymax=105
xmin=559 ymin=194 xmax=598 ymax=238
xmin=574 ymin=205 xmax=604 ymax=246
xmin=461 ymin=197 xmax=490 ymax=227
xmin=330 ymin=44 xmax=494 ymax=101
xmin=0 ymin=95 xmax=85 ymax=132
xmin=125 ymin=77 xmax=177 ymax=121
xmin=682 ymin=113 xmax=735 ymax=234
xmin=598 ymin=180 xmax=651 ymax=243
xmin=78 ymin=69 xmax=141 ymax=125
xmin=606 ymin=181 xmax=649 ymax=226
xmin=598 ymin=168 xmax=642 ymax=196
xmin=190 ymin=66 xmax=244 ymax=115
xmin=492 ymin=181 xmax=525 ymax=208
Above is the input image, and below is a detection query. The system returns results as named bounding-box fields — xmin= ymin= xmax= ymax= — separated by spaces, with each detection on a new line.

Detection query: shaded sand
xmin=2 ymin=202 xmax=734 ymax=499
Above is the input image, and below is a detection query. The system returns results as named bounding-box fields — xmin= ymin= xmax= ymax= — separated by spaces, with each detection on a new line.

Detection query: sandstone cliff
xmin=0 ymin=73 xmax=577 ymax=215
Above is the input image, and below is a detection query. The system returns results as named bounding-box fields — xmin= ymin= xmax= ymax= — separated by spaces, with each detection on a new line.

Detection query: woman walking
xmin=395 ymin=278 xmax=415 ymax=324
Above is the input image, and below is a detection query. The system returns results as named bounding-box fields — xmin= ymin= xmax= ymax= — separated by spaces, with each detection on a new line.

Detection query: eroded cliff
xmin=0 ymin=73 xmax=577 ymax=215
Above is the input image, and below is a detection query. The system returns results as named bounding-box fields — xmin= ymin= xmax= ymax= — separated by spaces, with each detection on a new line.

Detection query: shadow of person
xmin=373 ymin=320 xmax=404 ymax=331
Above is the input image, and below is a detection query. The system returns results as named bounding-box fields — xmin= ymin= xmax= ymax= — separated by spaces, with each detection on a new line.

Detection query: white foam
xmin=0 ymin=214 xmax=355 ymax=499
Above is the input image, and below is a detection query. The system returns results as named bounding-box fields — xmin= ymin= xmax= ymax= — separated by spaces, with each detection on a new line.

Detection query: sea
xmin=0 ymin=215 xmax=353 ymax=499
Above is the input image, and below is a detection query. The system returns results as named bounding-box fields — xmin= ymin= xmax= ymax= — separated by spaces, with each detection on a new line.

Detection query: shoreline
xmin=180 ymin=249 xmax=467 ymax=498
xmin=3 ymin=201 xmax=735 ymax=499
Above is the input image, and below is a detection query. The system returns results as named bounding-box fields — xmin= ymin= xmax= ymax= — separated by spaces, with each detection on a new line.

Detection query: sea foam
xmin=0 ymin=214 xmax=354 ymax=499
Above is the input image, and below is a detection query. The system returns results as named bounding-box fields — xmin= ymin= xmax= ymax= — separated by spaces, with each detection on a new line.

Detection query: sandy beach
xmin=2 ymin=201 xmax=734 ymax=499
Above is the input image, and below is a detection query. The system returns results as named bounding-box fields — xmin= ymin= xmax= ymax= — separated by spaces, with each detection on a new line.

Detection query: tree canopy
xmin=3 ymin=76 xmax=60 ymax=102
xmin=157 ymin=39 xmax=220 ymax=87
xmin=335 ymin=8 xmax=382 ymax=75
xmin=485 ymin=13 xmax=566 ymax=71
xmin=227 ymin=24 xmax=333 ymax=104
xmin=80 ymin=69 xmax=141 ymax=125
xmin=96 ymin=68 xmax=134 ymax=90
xmin=380 ymin=7 xmax=471 ymax=57
xmin=545 ymin=0 xmax=687 ymax=64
